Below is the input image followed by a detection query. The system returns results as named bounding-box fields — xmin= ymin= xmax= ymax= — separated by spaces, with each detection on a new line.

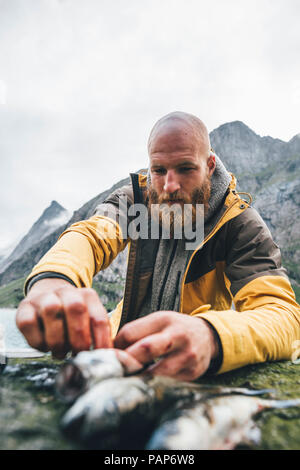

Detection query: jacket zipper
xmin=179 ymin=197 xmax=244 ymax=312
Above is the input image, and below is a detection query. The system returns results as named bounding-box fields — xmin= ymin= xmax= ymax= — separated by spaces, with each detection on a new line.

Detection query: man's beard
xmin=147 ymin=177 xmax=211 ymax=238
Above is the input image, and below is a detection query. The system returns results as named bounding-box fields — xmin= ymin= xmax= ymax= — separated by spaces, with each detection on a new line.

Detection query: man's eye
xmin=179 ymin=167 xmax=193 ymax=173
xmin=153 ymin=168 xmax=166 ymax=174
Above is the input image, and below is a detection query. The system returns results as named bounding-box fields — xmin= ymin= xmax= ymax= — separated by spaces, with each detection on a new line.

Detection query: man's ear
xmin=208 ymin=151 xmax=216 ymax=175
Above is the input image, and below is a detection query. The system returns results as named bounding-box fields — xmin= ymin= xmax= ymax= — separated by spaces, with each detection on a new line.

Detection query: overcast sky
xmin=0 ymin=0 xmax=299 ymax=248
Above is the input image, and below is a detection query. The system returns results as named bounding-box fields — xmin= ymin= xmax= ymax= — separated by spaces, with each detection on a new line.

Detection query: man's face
xmin=147 ymin=122 xmax=215 ymax=230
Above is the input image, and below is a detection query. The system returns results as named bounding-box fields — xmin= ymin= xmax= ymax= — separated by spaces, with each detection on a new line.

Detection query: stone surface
xmin=1 ymin=357 xmax=300 ymax=450
xmin=0 ymin=357 xmax=80 ymax=450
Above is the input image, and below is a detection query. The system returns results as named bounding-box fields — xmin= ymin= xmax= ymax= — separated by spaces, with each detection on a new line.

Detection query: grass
xmin=0 ymin=275 xmax=124 ymax=312
xmin=0 ymin=274 xmax=299 ymax=310
xmin=0 ymin=277 xmax=26 ymax=308
xmin=92 ymin=277 xmax=124 ymax=311
xmin=282 ymin=259 xmax=300 ymax=287
xmin=292 ymin=284 xmax=300 ymax=303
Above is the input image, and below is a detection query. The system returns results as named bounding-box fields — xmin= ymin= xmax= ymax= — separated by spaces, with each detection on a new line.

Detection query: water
xmin=0 ymin=308 xmax=44 ymax=359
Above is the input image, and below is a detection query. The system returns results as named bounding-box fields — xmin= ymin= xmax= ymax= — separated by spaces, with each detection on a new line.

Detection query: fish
xmin=56 ymin=349 xmax=272 ymax=404
xmin=58 ymin=350 xmax=276 ymax=449
xmin=145 ymin=394 xmax=300 ymax=450
xmin=56 ymin=349 xmax=125 ymax=403
xmin=57 ymin=349 xmax=300 ymax=450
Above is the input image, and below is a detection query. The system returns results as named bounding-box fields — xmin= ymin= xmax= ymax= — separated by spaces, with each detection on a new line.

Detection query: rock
xmin=0 ymin=357 xmax=80 ymax=450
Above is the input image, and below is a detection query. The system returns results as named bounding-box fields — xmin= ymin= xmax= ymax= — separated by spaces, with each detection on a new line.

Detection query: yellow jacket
xmin=25 ymin=173 xmax=300 ymax=374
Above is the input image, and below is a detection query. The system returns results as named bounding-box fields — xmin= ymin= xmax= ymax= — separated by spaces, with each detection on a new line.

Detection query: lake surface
xmin=0 ymin=308 xmax=44 ymax=359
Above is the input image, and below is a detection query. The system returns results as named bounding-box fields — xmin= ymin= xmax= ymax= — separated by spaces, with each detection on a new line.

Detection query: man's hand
xmin=16 ymin=278 xmax=113 ymax=359
xmin=114 ymin=311 xmax=220 ymax=381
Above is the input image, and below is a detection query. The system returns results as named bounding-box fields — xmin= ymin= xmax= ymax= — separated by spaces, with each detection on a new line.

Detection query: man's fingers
xmin=114 ymin=349 xmax=144 ymax=374
xmin=17 ymin=283 xmax=113 ymax=356
xmin=56 ymin=288 xmax=92 ymax=353
xmin=16 ymin=300 xmax=47 ymax=351
xmin=115 ymin=311 xmax=172 ymax=349
xmin=81 ymin=288 xmax=113 ymax=349
xmin=145 ymin=348 xmax=199 ymax=379
xmin=39 ymin=292 xmax=69 ymax=357
xmin=125 ymin=332 xmax=178 ymax=365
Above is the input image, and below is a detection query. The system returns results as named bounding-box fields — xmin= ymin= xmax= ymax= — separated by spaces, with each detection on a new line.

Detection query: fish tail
xmin=238 ymin=388 xmax=275 ymax=396
xmin=263 ymin=398 xmax=300 ymax=410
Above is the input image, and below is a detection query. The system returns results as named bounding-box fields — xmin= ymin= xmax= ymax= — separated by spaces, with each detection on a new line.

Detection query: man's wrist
xmin=25 ymin=272 xmax=76 ymax=295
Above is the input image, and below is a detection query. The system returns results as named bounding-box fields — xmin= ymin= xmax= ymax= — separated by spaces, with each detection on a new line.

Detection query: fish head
xmin=56 ymin=349 xmax=125 ymax=403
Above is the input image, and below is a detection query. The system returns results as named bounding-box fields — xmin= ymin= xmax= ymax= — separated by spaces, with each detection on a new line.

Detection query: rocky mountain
xmin=0 ymin=244 xmax=14 ymax=265
xmin=0 ymin=234 xmax=25 ymax=265
xmin=0 ymin=121 xmax=299 ymax=300
xmin=0 ymin=178 xmax=130 ymax=287
xmin=210 ymin=122 xmax=300 ymax=284
xmin=0 ymin=201 xmax=70 ymax=274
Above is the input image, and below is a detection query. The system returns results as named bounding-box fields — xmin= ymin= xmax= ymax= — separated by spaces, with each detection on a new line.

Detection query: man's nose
xmin=163 ymin=171 xmax=181 ymax=194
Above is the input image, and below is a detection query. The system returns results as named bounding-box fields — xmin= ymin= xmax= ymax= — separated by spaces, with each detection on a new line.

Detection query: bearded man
xmin=16 ymin=112 xmax=300 ymax=380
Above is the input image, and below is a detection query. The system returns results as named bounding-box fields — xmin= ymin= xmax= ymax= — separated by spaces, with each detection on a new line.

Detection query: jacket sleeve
xmin=198 ymin=207 xmax=300 ymax=374
xmin=24 ymin=184 xmax=133 ymax=293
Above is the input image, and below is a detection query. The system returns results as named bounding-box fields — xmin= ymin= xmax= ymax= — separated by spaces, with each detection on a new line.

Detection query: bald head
xmin=148 ymin=111 xmax=211 ymax=160
xmin=148 ymin=111 xmax=216 ymax=203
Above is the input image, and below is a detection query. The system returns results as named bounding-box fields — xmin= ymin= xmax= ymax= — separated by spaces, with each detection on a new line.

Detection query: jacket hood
xmin=205 ymin=154 xmax=232 ymax=224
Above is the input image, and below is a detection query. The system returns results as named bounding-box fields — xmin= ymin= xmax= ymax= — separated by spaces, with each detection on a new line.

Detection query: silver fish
xmin=146 ymin=395 xmax=300 ymax=450
xmin=56 ymin=349 xmax=272 ymax=404
xmin=58 ymin=349 xmax=298 ymax=450
xmin=56 ymin=349 xmax=125 ymax=403
xmin=59 ymin=369 xmax=274 ymax=449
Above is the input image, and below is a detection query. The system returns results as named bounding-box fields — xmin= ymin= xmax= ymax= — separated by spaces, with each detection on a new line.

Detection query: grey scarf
xmin=139 ymin=155 xmax=231 ymax=316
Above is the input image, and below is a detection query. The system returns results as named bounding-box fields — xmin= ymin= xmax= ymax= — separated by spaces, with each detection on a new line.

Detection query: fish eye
xmin=90 ymin=358 xmax=101 ymax=365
